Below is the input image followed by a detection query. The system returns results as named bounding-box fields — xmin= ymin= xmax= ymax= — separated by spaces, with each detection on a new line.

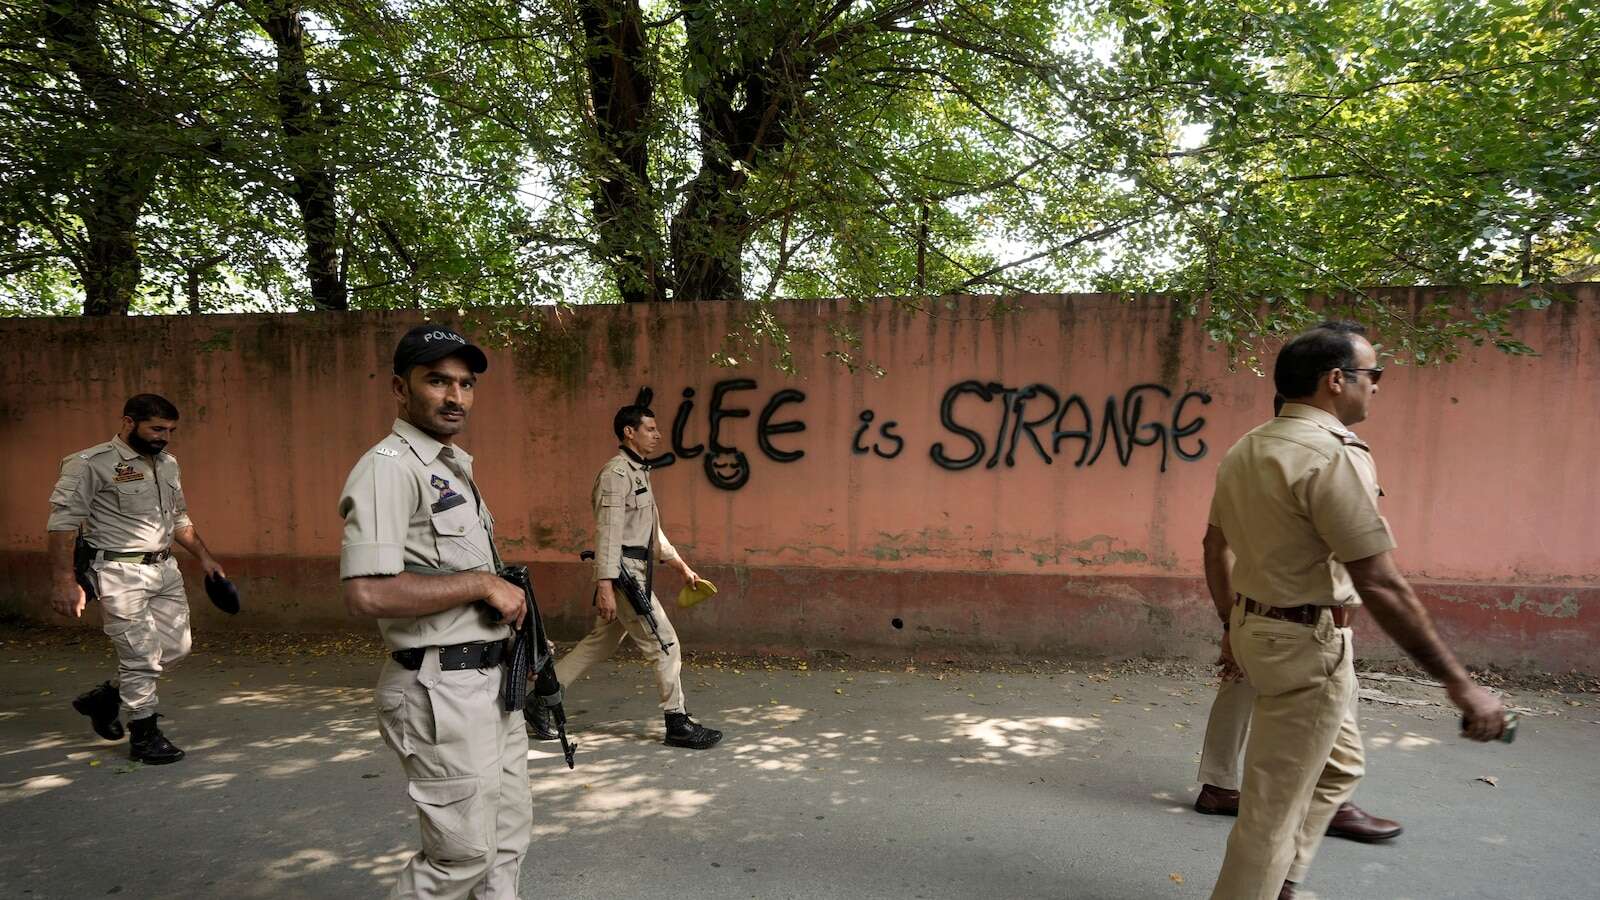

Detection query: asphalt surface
xmin=2 ymin=627 xmax=1597 ymax=900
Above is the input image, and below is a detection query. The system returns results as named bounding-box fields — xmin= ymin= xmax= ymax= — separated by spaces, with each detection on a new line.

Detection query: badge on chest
xmin=430 ymin=474 xmax=467 ymax=513
xmin=112 ymin=462 xmax=145 ymax=483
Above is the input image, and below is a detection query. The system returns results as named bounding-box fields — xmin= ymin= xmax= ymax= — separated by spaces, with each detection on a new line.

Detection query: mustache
xmin=437 ymin=404 xmax=466 ymax=416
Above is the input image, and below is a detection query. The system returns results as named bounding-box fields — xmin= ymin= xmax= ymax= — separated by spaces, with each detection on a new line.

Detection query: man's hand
xmin=1216 ymin=630 xmax=1245 ymax=682
xmin=1450 ymin=680 xmax=1507 ymax=742
xmin=482 ymin=576 xmax=527 ymax=630
xmin=673 ymin=559 xmax=701 ymax=588
xmin=201 ymin=557 xmax=226 ymax=580
xmin=52 ymin=579 xmax=86 ymax=618
xmin=595 ymin=581 xmax=618 ymax=623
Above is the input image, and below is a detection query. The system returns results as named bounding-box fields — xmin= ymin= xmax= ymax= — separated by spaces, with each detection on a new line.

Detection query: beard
xmin=126 ymin=432 xmax=168 ymax=456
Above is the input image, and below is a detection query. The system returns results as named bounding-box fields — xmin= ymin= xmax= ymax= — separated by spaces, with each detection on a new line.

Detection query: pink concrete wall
xmin=3 ymin=288 xmax=1597 ymax=669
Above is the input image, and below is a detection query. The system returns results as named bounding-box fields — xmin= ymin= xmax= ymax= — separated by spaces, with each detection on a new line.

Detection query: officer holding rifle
xmin=528 ymin=392 xmax=723 ymax=750
xmin=338 ymin=325 xmax=534 ymax=899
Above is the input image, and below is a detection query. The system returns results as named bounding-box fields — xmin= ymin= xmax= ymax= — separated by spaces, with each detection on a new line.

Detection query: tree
xmin=1 ymin=0 xmax=1594 ymax=365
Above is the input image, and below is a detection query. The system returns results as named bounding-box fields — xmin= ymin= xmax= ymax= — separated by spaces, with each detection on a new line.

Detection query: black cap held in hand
xmin=205 ymin=572 xmax=241 ymax=615
xmin=393 ymin=325 xmax=489 ymax=376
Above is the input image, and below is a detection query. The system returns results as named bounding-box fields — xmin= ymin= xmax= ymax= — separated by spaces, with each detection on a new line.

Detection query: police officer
xmin=47 ymin=393 xmax=226 ymax=764
xmin=1205 ymin=322 xmax=1506 ymax=900
xmin=338 ymin=325 xmax=530 ymax=899
xmin=1193 ymin=391 xmax=1401 ymax=844
xmin=529 ymin=396 xmax=722 ymax=750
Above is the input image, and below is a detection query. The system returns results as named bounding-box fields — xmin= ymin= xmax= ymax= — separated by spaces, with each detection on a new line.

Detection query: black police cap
xmin=393 ymin=325 xmax=489 ymax=376
xmin=205 ymin=572 xmax=240 ymax=615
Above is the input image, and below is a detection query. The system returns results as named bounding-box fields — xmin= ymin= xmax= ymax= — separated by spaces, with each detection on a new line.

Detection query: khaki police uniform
xmin=47 ymin=436 xmax=193 ymax=719
xmin=339 ymin=418 xmax=530 ymax=900
xmin=1207 ymin=403 xmax=1396 ymax=900
xmin=1198 ymin=673 xmax=1366 ymax=800
xmin=554 ymin=450 xmax=686 ymax=713
xmin=1197 ymin=676 xmax=1253 ymax=791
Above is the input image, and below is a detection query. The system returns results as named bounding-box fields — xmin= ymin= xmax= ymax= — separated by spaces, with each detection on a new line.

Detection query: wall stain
xmin=195 ymin=329 xmax=234 ymax=353
xmin=605 ymin=315 xmax=638 ymax=373
xmin=742 ymin=544 xmax=849 ymax=560
xmin=1434 ymin=590 xmax=1581 ymax=619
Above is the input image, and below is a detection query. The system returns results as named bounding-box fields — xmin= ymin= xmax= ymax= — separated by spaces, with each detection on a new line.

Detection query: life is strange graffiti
xmin=640 ymin=378 xmax=1213 ymax=490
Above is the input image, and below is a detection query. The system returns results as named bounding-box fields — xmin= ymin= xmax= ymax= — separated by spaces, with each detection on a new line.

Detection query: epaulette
xmin=374 ymin=446 xmax=400 ymax=457
xmin=75 ymin=443 xmax=117 ymax=461
xmin=1323 ymin=424 xmax=1369 ymax=450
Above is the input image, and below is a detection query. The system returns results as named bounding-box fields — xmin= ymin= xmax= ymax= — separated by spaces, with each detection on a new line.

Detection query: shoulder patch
xmin=1333 ymin=429 xmax=1369 ymax=450
xmin=374 ymin=446 xmax=400 ymax=457
xmin=1310 ymin=421 xmax=1368 ymax=450
xmin=77 ymin=443 xmax=116 ymax=461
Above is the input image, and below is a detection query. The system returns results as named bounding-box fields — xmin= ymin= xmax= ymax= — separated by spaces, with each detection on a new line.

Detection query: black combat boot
xmin=72 ymin=681 xmax=124 ymax=741
xmin=523 ymin=694 xmax=557 ymax=741
xmin=664 ymin=712 xmax=723 ymax=749
xmin=127 ymin=714 xmax=185 ymax=765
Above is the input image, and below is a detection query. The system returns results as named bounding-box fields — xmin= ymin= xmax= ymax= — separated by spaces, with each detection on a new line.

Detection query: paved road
xmin=2 ymin=628 xmax=1596 ymax=899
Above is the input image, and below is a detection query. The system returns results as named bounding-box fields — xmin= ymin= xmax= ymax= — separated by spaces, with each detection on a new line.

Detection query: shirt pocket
xmin=430 ymin=505 xmax=489 ymax=570
xmin=115 ymin=481 xmax=158 ymax=515
xmin=166 ymin=475 xmax=186 ymax=511
xmin=626 ymin=484 xmax=656 ymax=513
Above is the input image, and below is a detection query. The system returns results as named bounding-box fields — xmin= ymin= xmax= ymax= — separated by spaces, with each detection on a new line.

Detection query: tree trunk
xmin=42 ymin=0 xmax=163 ymax=316
xmin=78 ymin=160 xmax=158 ymax=315
xmin=670 ymin=161 xmax=748 ymax=301
xmin=579 ymin=0 xmax=666 ymax=302
xmin=263 ymin=0 xmax=347 ymax=310
xmin=669 ymin=4 xmax=815 ymax=301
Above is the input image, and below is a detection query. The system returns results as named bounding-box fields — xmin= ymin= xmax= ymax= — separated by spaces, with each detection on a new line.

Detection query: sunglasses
xmin=1339 ymin=366 xmax=1385 ymax=384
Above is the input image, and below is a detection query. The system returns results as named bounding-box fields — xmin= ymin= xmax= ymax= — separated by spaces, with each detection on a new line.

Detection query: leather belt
xmin=1242 ymin=597 xmax=1353 ymax=628
xmin=94 ymin=548 xmax=171 ymax=565
xmin=391 ymin=641 xmax=507 ymax=671
xmin=620 ymin=545 xmax=650 ymax=561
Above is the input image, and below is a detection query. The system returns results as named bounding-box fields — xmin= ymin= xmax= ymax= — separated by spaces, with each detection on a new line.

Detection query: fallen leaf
xmin=1476 ymin=775 xmax=1499 ymax=787
xmin=1169 ymin=873 xmax=1185 ymax=885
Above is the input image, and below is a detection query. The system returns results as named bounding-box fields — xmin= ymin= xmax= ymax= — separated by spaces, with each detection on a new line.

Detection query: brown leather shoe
xmin=1279 ymin=880 xmax=1297 ymax=900
xmin=1194 ymin=783 xmax=1240 ymax=816
xmin=1326 ymin=802 xmax=1403 ymax=842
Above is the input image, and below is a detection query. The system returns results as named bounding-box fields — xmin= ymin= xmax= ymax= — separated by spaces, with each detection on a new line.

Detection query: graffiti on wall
xmin=925 ymin=381 xmax=1212 ymax=473
xmin=638 ymin=379 xmax=1210 ymax=490
xmin=647 ymin=379 xmax=809 ymax=490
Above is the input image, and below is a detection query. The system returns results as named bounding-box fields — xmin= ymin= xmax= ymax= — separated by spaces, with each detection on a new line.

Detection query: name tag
xmin=634 ymin=486 xmax=648 ymax=495
xmin=431 ymin=492 xmax=468 ymax=514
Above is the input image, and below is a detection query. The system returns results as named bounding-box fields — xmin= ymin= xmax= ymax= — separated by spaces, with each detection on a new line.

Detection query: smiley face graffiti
xmin=638 ymin=380 xmax=809 ymax=491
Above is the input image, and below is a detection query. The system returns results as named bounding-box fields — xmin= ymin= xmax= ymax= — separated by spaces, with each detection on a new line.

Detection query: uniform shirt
xmin=338 ymin=418 xmax=509 ymax=650
xmin=47 ymin=435 xmax=192 ymax=551
xmin=592 ymin=450 xmax=680 ymax=582
xmin=1207 ymin=402 xmax=1397 ymax=608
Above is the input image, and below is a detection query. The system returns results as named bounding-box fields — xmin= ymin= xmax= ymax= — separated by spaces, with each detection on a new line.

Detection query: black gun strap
xmin=644 ymin=507 xmax=657 ymax=616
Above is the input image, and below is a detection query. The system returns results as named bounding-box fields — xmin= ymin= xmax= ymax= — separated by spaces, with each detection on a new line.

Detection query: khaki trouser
xmin=93 ymin=557 xmax=191 ymax=719
xmin=1211 ymin=604 xmax=1365 ymax=899
xmin=375 ymin=651 xmax=531 ymax=900
xmin=555 ymin=559 xmax=685 ymax=713
xmin=1198 ymin=677 xmax=1254 ymax=791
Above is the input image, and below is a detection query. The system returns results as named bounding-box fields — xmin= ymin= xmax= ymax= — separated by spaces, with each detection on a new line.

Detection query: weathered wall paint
xmin=3 ymin=288 xmax=1597 ymax=669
